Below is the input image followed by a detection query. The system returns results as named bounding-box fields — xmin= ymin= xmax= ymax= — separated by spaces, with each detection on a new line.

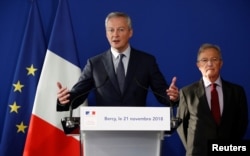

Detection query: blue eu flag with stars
xmin=0 ymin=0 xmax=47 ymax=155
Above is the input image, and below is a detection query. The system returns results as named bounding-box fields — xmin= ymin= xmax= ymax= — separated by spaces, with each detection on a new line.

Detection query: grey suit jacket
xmin=177 ymin=79 xmax=248 ymax=156
xmin=57 ymin=48 xmax=172 ymax=111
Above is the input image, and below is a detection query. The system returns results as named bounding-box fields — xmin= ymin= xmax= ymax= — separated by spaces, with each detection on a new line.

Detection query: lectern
xmin=80 ymin=106 xmax=170 ymax=156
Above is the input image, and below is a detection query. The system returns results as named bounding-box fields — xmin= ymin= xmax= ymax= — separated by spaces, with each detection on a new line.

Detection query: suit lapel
xmin=102 ymin=50 xmax=121 ymax=94
xmin=123 ymin=49 xmax=137 ymax=94
xmin=101 ymin=49 xmax=139 ymax=95
xmin=196 ymin=80 xmax=216 ymax=124
xmin=220 ymin=80 xmax=230 ymax=124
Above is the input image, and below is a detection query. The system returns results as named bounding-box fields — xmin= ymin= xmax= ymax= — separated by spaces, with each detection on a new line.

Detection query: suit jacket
xmin=57 ymin=48 xmax=171 ymax=111
xmin=177 ymin=79 xmax=248 ymax=156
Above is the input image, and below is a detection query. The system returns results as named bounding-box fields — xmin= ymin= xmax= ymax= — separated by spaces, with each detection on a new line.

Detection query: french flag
xmin=23 ymin=0 xmax=83 ymax=155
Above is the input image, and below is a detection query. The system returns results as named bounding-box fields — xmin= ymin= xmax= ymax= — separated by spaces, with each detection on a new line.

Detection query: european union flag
xmin=0 ymin=0 xmax=46 ymax=155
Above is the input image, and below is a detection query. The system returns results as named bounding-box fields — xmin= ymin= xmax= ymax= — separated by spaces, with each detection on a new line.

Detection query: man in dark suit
xmin=177 ymin=43 xmax=248 ymax=156
xmin=56 ymin=12 xmax=179 ymax=111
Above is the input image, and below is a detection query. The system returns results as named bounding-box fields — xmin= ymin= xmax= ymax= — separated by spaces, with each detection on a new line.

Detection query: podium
xmin=80 ymin=106 xmax=170 ymax=156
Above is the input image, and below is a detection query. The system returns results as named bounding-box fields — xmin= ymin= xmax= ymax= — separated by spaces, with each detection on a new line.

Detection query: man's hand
xmin=57 ymin=82 xmax=70 ymax=105
xmin=166 ymin=76 xmax=179 ymax=102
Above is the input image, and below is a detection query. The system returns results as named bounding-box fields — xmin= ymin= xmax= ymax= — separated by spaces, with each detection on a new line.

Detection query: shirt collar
xmin=203 ymin=76 xmax=222 ymax=88
xmin=111 ymin=45 xmax=131 ymax=59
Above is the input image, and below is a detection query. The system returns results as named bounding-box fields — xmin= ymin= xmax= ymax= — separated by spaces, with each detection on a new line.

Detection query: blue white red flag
xmin=24 ymin=0 xmax=82 ymax=155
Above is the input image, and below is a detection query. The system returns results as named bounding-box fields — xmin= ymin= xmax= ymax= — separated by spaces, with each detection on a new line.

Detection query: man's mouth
xmin=112 ymin=39 xmax=120 ymax=43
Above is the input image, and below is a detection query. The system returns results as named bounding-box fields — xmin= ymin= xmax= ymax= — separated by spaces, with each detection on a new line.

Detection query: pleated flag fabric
xmin=24 ymin=0 xmax=82 ymax=155
xmin=0 ymin=0 xmax=47 ymax=155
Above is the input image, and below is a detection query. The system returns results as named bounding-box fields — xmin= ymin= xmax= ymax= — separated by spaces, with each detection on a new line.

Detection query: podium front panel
xmin=79 ymin=106 xmax=169 ymax=156
xmin=81 ymin=131 xmax=162 ymax=156
xmin=80 ymin=106 xmax=170 ymax=131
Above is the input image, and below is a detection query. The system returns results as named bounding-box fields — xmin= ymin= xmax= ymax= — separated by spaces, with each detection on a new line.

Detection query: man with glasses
xmin=176 ymin=43 xmax=248 ymax=156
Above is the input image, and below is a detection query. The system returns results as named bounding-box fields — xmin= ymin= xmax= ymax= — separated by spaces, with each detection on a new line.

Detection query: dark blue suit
xmin=57 ymin=48 xmax=171 ymax=111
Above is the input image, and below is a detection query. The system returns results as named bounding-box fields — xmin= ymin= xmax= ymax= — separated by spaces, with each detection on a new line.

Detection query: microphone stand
xmin=135 ymin=78 xmax=182 ymax=133
xmin=61 ymin=96 xmax=81 ymax=135
xmin=61 ymin=77 xmax=109 ymax=134
xmin=169 ymin=101 xmax=182 ymax=129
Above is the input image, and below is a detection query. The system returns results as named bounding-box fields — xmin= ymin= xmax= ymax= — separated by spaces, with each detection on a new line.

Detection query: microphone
xmin=134 ymin=78 xmax=182 ymax=132
xmin=61 ymin=76 xmax=109 ymax=134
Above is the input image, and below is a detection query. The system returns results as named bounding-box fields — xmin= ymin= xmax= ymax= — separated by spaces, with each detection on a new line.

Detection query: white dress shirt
xmin=111 ymin=46 xmax=131 ymax=76
xmin=203 ymin=76 xmax=224 ymax=115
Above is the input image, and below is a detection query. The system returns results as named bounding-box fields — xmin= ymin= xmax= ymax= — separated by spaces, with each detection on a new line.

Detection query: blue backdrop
xmin=0 ymin=0 xmax=249 ymax=155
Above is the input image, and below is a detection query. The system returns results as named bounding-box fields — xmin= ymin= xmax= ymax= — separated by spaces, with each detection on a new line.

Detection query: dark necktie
xmin=117 ymin=54 xmax=125 ymax=93
xmin=211 ymin=83 xmax=221 ymax=124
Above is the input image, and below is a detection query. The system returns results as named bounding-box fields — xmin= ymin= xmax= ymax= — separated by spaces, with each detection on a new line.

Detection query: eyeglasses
xmin=198 ymin=58 xmax=221 ymax=65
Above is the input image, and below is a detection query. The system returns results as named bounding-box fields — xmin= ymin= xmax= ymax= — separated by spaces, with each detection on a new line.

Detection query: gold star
xmin=9 ymin=101 xmax=21 ymax=113
xmin=26 ymin=64 xmax=37 ymax=76
xmin=16 ymin=121 xmax=28 ymax=133
xmin=13 ymin=80 xmax=24 ymax=92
